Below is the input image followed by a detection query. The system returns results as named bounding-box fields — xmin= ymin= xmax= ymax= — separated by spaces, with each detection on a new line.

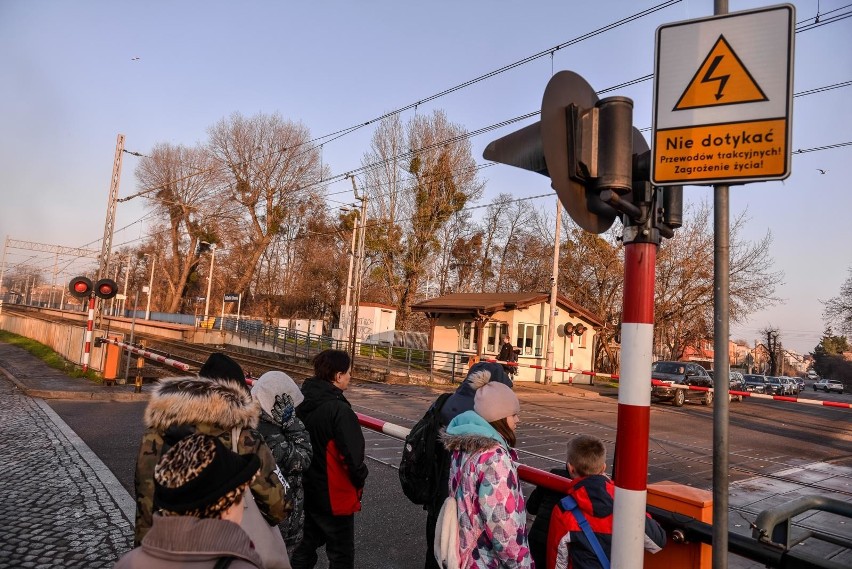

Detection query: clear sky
xmin=1 ymin=0 xmax=849 ymax=354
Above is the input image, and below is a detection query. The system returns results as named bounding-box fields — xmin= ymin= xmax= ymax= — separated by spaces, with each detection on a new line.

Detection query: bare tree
xmin=655 ymin=201 xmax=782 ymax=360
xmin=361 ymin=110 xmax=483 ymax=329
xmin=431 ymin=210 xmax=472 ymax=295
xmin=489 ymin=195 xmax=537 ymax=292
xmin=823 ymin=266 xmax=852 ymax=337
xmin=560 ymin=224 xmax=625 ymax=372
xmin=207 ymin=112 xmax=326 ymax=306
xmin=761 ymin=326 xmax=781 ymax=375
xmin=134 ymin=143 xmax=220 ymax=312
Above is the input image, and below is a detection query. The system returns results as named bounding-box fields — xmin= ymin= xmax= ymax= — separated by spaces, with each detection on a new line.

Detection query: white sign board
xmin=652 ymin=4 xmax=794 ymax=185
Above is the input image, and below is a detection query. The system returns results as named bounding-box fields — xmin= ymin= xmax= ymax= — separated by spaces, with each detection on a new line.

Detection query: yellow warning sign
xmin=673 ymin=35 xmax=768 ymax=111
xmin=654 ymin=118 xmax=787 ymax=183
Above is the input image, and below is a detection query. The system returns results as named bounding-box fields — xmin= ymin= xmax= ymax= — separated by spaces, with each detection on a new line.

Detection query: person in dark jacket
xmin=290 ymin=349 xmax=368 ymax=569
xmin=546 ymin=435 xmax=666 ymax=569
xmin=423 ymin=361 xmax=515 ymax=569
xmin=527 ymin=466 xmax=571 ymax=569
xmin=497 ymin=334 xmax=519 ymax=376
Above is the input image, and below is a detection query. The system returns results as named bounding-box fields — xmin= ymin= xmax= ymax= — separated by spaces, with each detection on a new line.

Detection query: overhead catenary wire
xmin=107 ymin=73 xmax=852 ymax=252
xmin=7 ymin=0 xmax=841 ymax=267
xmin=92 ymin=7 xmax=851 ymax=251
xmin=17 ymin=125 xmax=852 ymax=276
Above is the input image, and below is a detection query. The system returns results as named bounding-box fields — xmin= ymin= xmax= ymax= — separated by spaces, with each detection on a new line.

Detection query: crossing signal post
xmin=67 ymin=276 xmax=120 ymax=373
xmin=484 ymin=70 xmax=681 ymax=568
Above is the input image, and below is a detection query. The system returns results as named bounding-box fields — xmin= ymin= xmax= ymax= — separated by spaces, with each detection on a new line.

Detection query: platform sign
xmin=651 ymin=4 xmax=794 ymax=185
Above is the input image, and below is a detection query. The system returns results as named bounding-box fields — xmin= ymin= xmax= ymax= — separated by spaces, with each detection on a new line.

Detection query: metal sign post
xmin=652 ymin=5 xmax=795 ymax=568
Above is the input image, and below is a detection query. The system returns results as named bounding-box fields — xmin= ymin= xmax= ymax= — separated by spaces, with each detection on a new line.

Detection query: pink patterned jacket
xmin=444 ymin=410 xmax=534 ymax=568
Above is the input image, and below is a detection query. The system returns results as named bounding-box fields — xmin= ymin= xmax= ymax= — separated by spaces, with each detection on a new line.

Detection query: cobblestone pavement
xmin=0 ymin=375 xmax=134 ymax=568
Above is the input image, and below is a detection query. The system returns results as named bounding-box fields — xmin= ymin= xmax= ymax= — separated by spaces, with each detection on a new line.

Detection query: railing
xmin=754 ymin=495 xmax=852 ymax=551
xmin=214 ymin=316 xmax=480 ymax=383
xmin=358 ymin=412 xmax=851 ymax=569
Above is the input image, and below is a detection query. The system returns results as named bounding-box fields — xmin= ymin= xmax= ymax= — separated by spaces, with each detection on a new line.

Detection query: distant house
xmin=411 ymin=292 xmax=604 ymax=384
xmin=682 ymin=339 xmax=714 ymax=369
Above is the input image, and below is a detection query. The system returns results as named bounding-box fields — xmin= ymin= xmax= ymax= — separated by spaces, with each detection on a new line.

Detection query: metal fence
xmin=213 ymin=316 xmax=473 ymax=383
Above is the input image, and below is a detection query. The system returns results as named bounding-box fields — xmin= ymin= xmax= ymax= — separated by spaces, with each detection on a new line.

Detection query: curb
xmin=23 ymin=388 xmax=151 ymax=401
xmin=0 ymin=363 xmax=150 ymax=401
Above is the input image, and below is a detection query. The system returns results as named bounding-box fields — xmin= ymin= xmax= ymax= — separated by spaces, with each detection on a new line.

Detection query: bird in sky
xmin=817 ymin=168 xmax=826 ymax=174
xmin=131 ymin=57 xmax=140 ymax=61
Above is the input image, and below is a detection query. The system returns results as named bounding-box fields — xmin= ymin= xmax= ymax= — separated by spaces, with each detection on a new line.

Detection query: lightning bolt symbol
xmin=701 ymin=55 xmax=729 ymax=101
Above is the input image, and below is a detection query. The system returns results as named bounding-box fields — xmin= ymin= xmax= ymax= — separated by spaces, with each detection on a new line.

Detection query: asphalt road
xmin=47 ymin=378 xmax=852 ymax=568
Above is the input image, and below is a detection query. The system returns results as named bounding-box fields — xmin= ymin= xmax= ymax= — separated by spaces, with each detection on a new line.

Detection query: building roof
xmin=411 ymin=292 xmax=604 ymax=327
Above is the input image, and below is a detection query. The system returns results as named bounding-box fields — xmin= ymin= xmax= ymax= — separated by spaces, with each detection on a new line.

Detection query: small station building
xmin=411 ymin=292 xmax=604 ymax=384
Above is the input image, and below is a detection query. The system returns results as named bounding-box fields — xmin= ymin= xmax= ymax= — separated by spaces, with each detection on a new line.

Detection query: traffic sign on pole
xmin=651 ymin=4 xmax=795 ymax=186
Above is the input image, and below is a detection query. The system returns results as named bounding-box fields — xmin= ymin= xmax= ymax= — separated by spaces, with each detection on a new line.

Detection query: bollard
xmin=134 ymin=340 xmax=145 ymax=393
xmin=134 ymin=358 xmax=144 ymax=393
xmin=645 ymin=481 xmax=712 ymax=569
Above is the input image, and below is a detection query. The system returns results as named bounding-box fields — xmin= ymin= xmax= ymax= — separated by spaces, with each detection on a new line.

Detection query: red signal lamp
xmin=94 ymin=279 xmax=119 ymax=300
xmin=68 ymin=276 xmax=94 ymax=299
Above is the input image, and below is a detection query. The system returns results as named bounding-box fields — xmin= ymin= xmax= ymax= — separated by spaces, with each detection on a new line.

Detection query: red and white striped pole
xmin=611 ymin=241 xmax=657 ymax=567
xmin=568 ymin=333 xmax=574 ymax=370
xmin=81 ymin=294 xmax=96 ymax=372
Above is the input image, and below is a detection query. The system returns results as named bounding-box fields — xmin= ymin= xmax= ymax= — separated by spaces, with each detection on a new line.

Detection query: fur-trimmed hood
xmin=442 ymin=410 xmax=507 ymax=453
xmin=144 ymin=376 xmax=260 ymax=432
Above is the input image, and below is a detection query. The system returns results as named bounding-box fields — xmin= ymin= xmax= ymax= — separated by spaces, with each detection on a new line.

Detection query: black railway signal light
xmin=94 ymin=279 xmax=119 ymax=300
xmin=68 ymin=276 xmax=94 ymax=299
xmin=67 ymin=276 xmax=119 ymax=299
xmin=484 ymin=70 xmax=649 ymax=234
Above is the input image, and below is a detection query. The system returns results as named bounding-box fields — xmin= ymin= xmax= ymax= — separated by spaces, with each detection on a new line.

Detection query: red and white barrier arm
xmin=355 ymin=413 xmax=573 ymax=493
xmin=650 ymin=380 xmax=852 ymax=410
xmin=103 ymin=338 xmax=191 ymax=372
xmin=481 ymin=357 xmax=620 ymax=381
xmin=356 ymin=413 xmax=413 ymax=441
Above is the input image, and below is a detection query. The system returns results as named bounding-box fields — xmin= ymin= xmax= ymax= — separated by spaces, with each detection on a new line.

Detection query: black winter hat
xmin=199 ymin=353 xmax=245 ymax=385
xmin=154 ymin=433 xmax=259 ymax=515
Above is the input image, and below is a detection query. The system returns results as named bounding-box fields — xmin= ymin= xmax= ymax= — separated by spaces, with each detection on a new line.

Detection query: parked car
xmin=765 ymin=376 xmax=785 ymax=395
xmin=730 ymin=371 xmax=745 ymax=402
xmin=814 ymin=379 xmax=844 ymax=393
xmin=778 ymin=376 xmax=797 ymax=395
xmin=807 ymin=370 xmax=819 ymax=380
xmin=651 ymin=361 xmax=713 ymax=407
xmin=709 ymin=370 xmax=745 ymax=402
xmin=743 ymin=374 xmax=769 ymax=394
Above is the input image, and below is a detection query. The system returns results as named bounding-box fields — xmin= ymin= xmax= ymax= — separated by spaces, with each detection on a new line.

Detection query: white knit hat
xmin=474 ymin=381 xmax=520 ymax=422
xmin=252 ymin=371 xmax=304 ymax=416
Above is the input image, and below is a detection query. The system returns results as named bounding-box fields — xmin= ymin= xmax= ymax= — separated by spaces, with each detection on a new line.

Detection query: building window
xmin=516 ymin=323 xmax=545 ymax=357
xmin=482 ymin=322 xmax=510 ymax=354
xmin=485 ymin=323 xmax=497 ymax=353
xmin=460 ymin=322 xmax=475 ymax=351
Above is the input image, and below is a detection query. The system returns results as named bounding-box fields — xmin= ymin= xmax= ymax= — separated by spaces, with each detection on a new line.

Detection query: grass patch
xmin=0 ymin=330 xmax=103 ymax=382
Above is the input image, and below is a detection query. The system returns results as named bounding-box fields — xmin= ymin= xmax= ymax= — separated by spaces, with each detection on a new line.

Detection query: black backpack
xmin=399 ymin=392 xmax=452 ymax=506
